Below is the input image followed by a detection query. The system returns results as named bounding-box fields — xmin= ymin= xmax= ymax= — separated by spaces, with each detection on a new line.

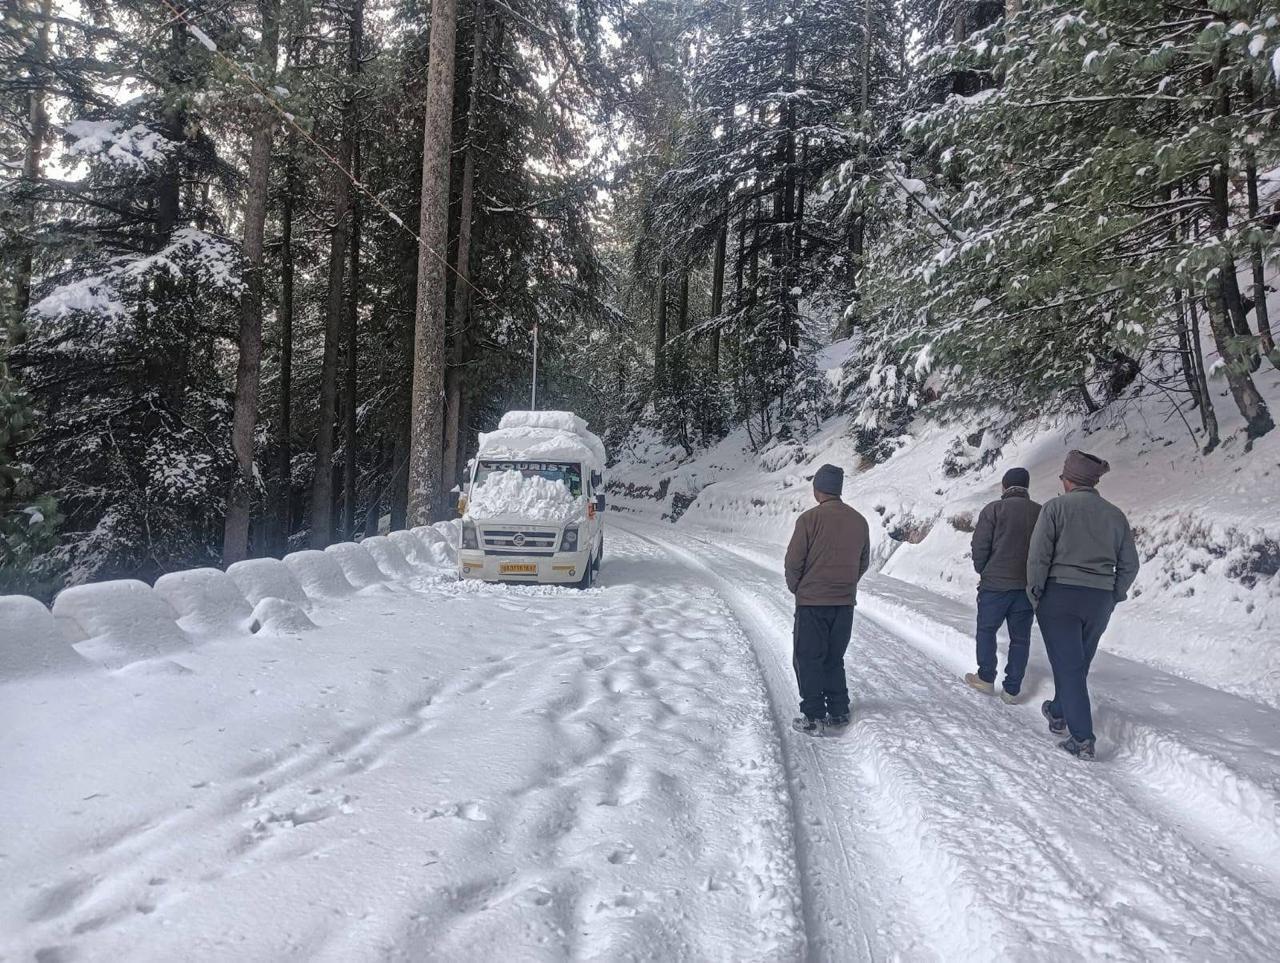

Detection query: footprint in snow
xmin=412 ymin=801 xmax=489 ymax=822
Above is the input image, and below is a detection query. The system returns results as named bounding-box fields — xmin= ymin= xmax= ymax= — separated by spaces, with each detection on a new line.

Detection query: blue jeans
xmin=1037 ymin=581 xmax=1114 ymax=743
xmin=976 ymin=588 xmax=1034 ymax=695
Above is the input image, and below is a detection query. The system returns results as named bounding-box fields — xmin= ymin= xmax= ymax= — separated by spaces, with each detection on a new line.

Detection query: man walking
xmin=964 ymin=467 xmax=1040 ymax=703
xmin=1027 ymin=450 xmax=1139 ymax=761
xmin=784 ymin=464 xmax=871 ymax=737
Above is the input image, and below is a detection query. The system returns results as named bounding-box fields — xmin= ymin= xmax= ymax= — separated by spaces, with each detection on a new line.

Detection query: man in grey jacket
xmin=964 ymin=467 xmax=1041 ymax=703
xmin=784 ymin=464 xmax=871 ymax=736
xmin=1027 ymin=450 xmax=1140 ymax=760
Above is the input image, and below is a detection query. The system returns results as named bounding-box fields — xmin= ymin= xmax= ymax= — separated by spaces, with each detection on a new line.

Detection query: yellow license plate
xmin=500 ymin=563 xmax=538 ymax=575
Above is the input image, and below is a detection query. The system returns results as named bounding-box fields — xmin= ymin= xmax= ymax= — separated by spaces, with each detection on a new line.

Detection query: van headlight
xmin=560 ymin=523 xmax=579 ymax=552
xmin=462 ymin=520 xmax=479 ymax=550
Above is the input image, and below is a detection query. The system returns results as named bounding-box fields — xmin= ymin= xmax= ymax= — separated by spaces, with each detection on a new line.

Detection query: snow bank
xmin=0 ymin=595 xmax=90 ymax=679
xmin=387 ymin=530 xmax=438 ymax=569
xmin=360 ymin=536 xmax=416 ymax=579
xmin=283 ymin=550 xmax=357 ymax=600
xmin=465 ymin=469 xmax=585 ymax=524
xmin=324 ymin=542 xmax=387 ymax=589
xmin=154 ymin=568 xmax=253 ymax=636
xmin=52 ymin=580 xmax=189 ymax=667
xmin=226 ymin=558 xmax=312 ymax=611
xmin=413 ymin=525 xmax=458 ymax=566
xmin=247 ymin=597 xmax=316 ymax=635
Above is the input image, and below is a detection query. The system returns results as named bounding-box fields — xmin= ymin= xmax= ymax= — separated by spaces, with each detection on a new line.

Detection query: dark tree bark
xmin=343 ymin=135 xmax=362 ymax=539
xmin=407 ymin=0 xmax=459 ymax=525
xmin=274 ymin=144 xmax=297 ymax=554
xmin=310 ymin=0 xmax=363 ymax=547
xmin=10 ymin=0 xmax=53 ymax=328
xmin=443 ymin=0 xmax=497 ymax=498
xmin=223 ymin=0 xmax=280 ymax=564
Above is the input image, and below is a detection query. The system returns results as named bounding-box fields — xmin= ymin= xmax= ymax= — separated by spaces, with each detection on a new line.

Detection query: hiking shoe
xmin=791 ymin=716 xmax=826 ymax=737
xmin=999 ymin=688 xmax=1021 ymax=705
xmin=1058 ymin=736 xmax=1097 ymax=761
xmin=1041 ymin=700 xmax=1067 ymax=734
xmin=825 ymin=713 xmax=851 ymax=729
xmin=963 ymin=673 xmax=995 ymax=695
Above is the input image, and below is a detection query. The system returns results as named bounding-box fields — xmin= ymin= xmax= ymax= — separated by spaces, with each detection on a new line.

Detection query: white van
xmin=458 ymin=411 xmax=606 ymax=588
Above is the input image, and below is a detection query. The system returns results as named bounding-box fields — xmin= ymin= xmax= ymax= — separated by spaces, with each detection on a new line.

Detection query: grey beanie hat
xmin=1061 ymin=449 xmax=1110 ymax=487
xmin=813 ymin=463 xmax=844 ymax=496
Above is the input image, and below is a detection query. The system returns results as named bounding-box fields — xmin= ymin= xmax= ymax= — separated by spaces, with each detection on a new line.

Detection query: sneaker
xmin=963 ymin=673 xmax=995 ymax=695
xmin=1058 ymin=736 xmax=1096 ymax=761
xmin=999 ymin=688 xmax=1020 ymax=705
xmin=791 ymin=716 xmax=826 ymax=737
xmin=1041 ymin=700 xmax=1067 ymax=734
xmin=825 ymin=713 xmax=851 ymax=729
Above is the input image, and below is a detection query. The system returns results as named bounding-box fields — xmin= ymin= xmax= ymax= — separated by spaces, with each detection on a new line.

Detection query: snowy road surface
xmin=3 ymin=523 xmax=1280 ymax=960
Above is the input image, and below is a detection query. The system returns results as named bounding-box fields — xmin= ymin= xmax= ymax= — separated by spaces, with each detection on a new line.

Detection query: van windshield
xmin=474 ymin=460 xmax=583 ymax=496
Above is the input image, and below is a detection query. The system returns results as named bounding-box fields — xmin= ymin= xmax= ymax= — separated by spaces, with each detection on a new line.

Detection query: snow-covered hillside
xmin=609 ymin=344 xmax=1280 ymax=710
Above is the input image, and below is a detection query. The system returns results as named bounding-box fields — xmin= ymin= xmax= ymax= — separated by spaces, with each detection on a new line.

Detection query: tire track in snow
xmin=620 ymin=522 xmax=882 ymax=962
xmin=624 ymin=517 xmax=1280 ymax=960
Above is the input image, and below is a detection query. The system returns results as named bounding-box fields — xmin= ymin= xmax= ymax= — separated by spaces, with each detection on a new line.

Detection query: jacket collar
xmin=1000 ymin=486 xmax=1029 ymax=500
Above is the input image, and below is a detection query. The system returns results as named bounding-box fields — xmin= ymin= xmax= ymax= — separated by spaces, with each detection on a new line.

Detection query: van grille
xmin=481 ymin=528 xmax=559 ymax=555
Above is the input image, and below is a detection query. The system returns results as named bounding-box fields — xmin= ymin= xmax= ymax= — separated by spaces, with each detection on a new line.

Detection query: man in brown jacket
xmin=784 ymin=464 xmax=871 ymax=736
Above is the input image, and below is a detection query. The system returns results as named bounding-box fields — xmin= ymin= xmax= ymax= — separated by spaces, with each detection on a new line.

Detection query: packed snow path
xmin=3 ymin=526 xmax=1280 ymax=960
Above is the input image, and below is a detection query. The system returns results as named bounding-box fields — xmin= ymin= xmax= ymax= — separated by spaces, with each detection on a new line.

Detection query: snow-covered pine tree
xmin=849 ymin=0 xmax=1277 ymax=447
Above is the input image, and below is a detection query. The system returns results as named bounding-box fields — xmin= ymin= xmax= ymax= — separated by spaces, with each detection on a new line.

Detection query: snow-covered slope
xmin=609 ymin=345 xmax=1280 ymax=710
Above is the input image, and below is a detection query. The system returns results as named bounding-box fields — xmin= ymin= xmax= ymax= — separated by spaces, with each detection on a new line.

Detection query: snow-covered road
xmin=3 ymin=523 xmax=1279 ymax=961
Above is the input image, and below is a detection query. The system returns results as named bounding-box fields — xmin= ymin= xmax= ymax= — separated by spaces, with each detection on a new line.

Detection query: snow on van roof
xmin=477 ymin=411 xmax=606 ymax=470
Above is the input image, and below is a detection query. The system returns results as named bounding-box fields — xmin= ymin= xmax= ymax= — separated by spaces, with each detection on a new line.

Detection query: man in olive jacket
xmin=964 ymin=467 xmax=1041 ymax=703
xmin=1027 ymin=450 xmax=1140 ymax=761
xmin=784 ymin=463 xmax=871 ymax=736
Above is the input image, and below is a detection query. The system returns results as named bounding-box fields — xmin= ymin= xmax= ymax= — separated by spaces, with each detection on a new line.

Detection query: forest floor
xmin=4 ymin=521 xmax=1279 ymax=961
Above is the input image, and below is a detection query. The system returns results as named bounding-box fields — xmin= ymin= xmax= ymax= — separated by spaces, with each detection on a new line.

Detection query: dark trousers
xmin=793 ymin=604 xmax=855 ymax=720
xmin=976 ymin=588 xmax=1034 ymax=695
xmin=1036 ymin=581 xmax=1114 ymax=743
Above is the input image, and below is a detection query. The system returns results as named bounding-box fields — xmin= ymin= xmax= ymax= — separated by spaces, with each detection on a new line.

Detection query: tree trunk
xmin=1186 ymin=285 xmax=1219 ymax=452
xmin=654 ymin=255 xmax=669 ymax=380
xmin=709 ymin=223 xmax=726 ymax=374
xmin=310 ymin=0 xmax=363 ymax=547
xmin=10 ymin=0 xmax=53 ymax=329
xmin=677 ymin=269 xmax=689 ymax=334
xmin=407 ymin=0 xmax=459 ymax=525
xmin=443 ymin=0 xmax=495 ymax=497
xmin=1242 ymin=72 xmax=1277 ymax=364
xmin=1204 ymin=278 xmax=1272 ymax=439
xmin=1204 ymin=59 xmax=1270 ymax=437
xmin=343 ymin=136 xmax=362 ymax=539
xmin=274 ymin=144 xmax=296 ymax=554
xmin=222 ymin=0 xmax=279 ymax=565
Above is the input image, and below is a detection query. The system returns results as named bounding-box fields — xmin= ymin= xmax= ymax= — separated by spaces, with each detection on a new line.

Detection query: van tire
xmin=575 ymin=558 xmax=595 ymax=590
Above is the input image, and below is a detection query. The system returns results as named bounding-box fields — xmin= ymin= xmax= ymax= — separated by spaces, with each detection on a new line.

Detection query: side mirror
xmin=595 ymin=493 xmax=606 ymax=512
xmin=456 ymin=496 xmax=468 ymax=517
xmin=591 ymin=470 xmax=602 ymax=488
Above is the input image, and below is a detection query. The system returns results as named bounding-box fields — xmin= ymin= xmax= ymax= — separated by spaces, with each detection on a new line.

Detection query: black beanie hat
xmin=1001 ymin=467 xmax=1030 ymax=490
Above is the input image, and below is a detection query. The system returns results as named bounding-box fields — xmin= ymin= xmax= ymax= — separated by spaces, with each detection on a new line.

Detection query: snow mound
xmin=324 ymin=542 xmax=387 ymax=589
xmin=360 ymin=536 xmax=416 ymax=579
xmin=248 ymin=597 xmax=316 ymax=635
xmin=413 ymin=525 xmax=458 ymax=566
xmin=52 ymin=580 xmax=189 ymax=667
xmin=226 ymin=558 xmax=312 ymax=611
xmin=0 ymin=595 xmax=91 ymax=679
xmin=498 ymin=409 xmax=591 ymax=435
xmin=387 ymin=530 xmax=438 ymax=569
xmin=479 ymin=411 xmax=607 ymax=471
xmin=154 ymin=568 xmax=253 ymax=635
xmin=466 ymin=469 xmax=585 ymax=524
xmin=284 ymin=550 xmax=357 ymax=599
